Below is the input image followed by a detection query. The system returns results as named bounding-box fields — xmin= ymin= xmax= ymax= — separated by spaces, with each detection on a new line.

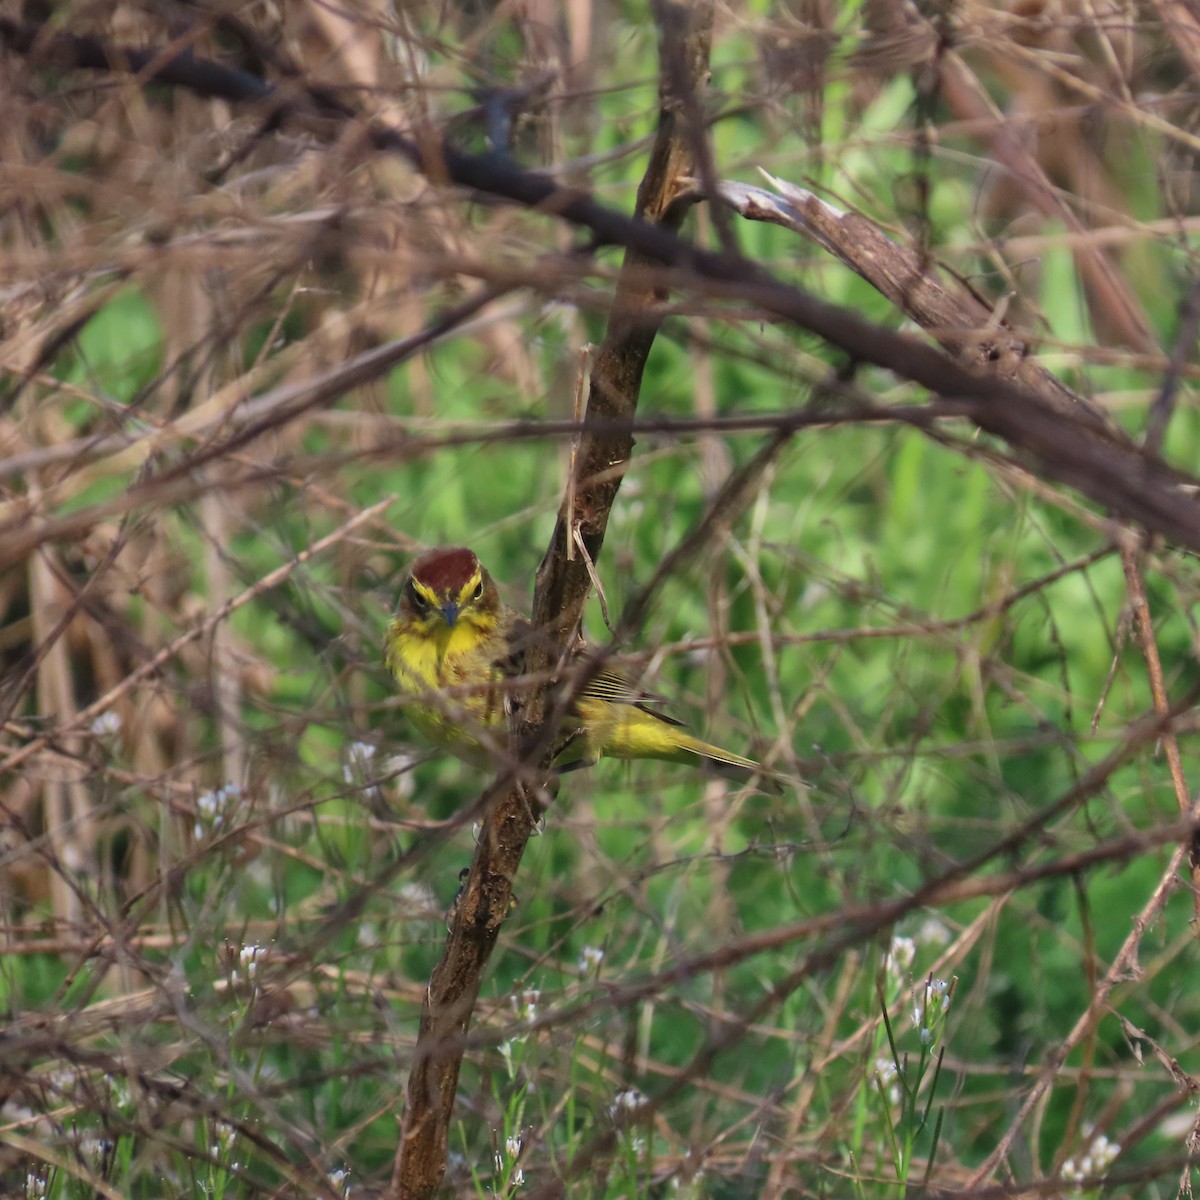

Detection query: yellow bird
xmin=384 ymin=546 xmax=765 ymax=779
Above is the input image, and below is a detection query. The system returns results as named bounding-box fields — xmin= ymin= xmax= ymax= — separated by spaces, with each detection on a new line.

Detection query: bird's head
xmin=398 ymin=547 xmax=500 ymax=636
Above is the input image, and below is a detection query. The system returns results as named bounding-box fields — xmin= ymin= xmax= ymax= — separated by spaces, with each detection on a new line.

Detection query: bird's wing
xmin=583 ymin=665 xmax=686 ymax=728
xmin=503 ymin=623 xmax=688 ymax=729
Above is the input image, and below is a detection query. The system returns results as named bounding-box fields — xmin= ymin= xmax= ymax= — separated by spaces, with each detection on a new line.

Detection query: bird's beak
xmin=440 ymin=602 xmax=461 ymax=628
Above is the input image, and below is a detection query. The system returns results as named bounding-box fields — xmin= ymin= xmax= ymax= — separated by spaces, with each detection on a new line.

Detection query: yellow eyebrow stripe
xmin=455 ymin=570 xmax=482 ymax=604
xmin=412 ymin=580 xmax=440 ymax=604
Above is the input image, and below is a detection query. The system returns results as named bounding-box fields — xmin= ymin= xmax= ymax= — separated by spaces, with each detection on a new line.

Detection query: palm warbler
xmin=384 ymin=546 xmax=765 ymax=778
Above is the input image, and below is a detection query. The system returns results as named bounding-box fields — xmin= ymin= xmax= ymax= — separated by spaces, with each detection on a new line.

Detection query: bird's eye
xmin=405 ymin=581 xmax=429 ymax=612
xmin=472 ymin=580 xmax=484 ymax=601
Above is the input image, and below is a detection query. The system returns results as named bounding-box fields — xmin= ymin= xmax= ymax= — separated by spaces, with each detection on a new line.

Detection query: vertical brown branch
xmin=390 ymin=5 xmax=715 ymax=1197
xmin=532 ymin=0 xmax=716 ymax=638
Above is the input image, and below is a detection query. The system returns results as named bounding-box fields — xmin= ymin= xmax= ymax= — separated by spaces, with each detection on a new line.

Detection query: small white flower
xmin=343 ymin=740 xmax=378 ymax=785
xmin=874 ymin=1056 xmax=901 ymax=1106
xmin=610 ymin=1087 xmax=648 ymax=1117
xmin=512 ymin=989 xmax=540 ymax=1022
xmin=328 ymin=1167 xmax=350 ymax=1197
xmin=197 ymin=783 xmax=242 ymax=829
xmin=924 ymin=977 xmax=951 ymax=1017
xmin=90 ymin=711 xmax=122 ymax=737
xmin=1062 ymin=1130 xmax=1119 ymax=1186
xmin=578 ymin=945 xmax=604 ymax=975
xmin=1087 ymin=1133 xmax=1119 ymax=1170
xmin=237 ymin=944 xmax=267 ymax=982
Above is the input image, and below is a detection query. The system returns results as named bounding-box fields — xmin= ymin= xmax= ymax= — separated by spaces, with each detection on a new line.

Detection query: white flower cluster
xmin=1061 ymin=1130 xmax=1119 ymax=1186
xmin=609 ymin=1087 xmax=648 ymax=1117
xmin=914 ymin=977 xmax=951 ymax=1043
xmin=609 ymin=1089 xmax=648 ymax=1152
xmin=343 ymin=742 xmax=418 ymax=802
xmin=234 ymin=943 xmax=268 ymax=986
xmin=211 ymin=1119 xmax=237 ymax=1158
xmin=342 ymin=740 xmax=377 ymax=785
xmin=494 ymin=1135 xmax=524 ymax=1188
xmin=874 ymin=1055 xmax=901 ymax=1106
xmin=577 ymin=945 xmax=604 ymax=976
xmin=511 ymin=988 xmax=540 ymax=1023
xmin=193 ymin=783 xmax=242 ymax=841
